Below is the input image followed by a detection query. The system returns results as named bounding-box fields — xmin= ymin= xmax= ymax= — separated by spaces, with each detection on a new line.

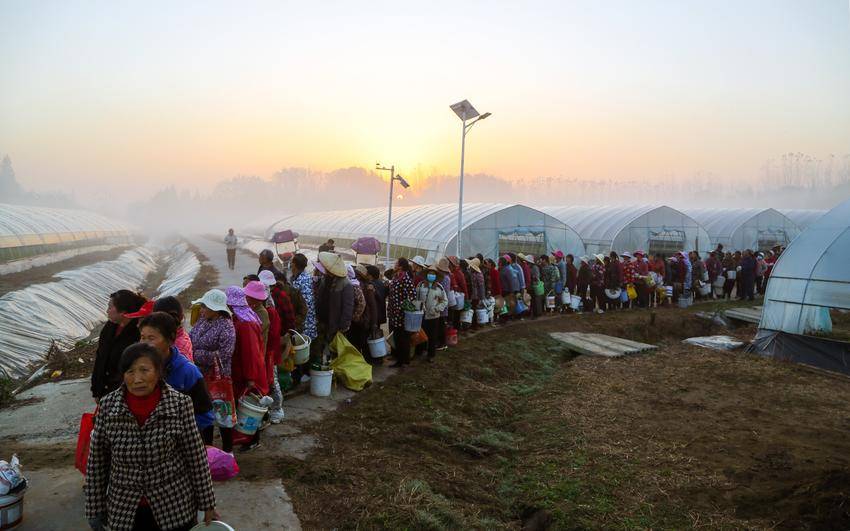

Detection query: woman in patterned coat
xmin=85 ymin=343 xmax=218 ymax=531
xmin=388 ymin=257 xmax=416 ymax=368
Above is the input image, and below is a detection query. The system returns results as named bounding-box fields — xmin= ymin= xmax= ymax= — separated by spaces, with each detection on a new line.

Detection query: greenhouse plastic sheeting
xmin=156 ymin=243 xmax=201 ymax=298
xmin=0 ymin=202 xmax=130 ymax=250
xmin=681 ymin=208 xmax=800 ymax=251
xmin=0 ymin=245 xmax=202 ymax=378
xmin=0 ymin=248 xmax=156 ymax=377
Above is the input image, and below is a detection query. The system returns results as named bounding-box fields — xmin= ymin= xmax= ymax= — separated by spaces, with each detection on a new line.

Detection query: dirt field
xmin=262 ymin=303 xmax=850 ymax=530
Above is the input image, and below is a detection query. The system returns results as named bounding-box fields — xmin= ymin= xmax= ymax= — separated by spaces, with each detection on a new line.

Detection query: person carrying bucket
xmin=414 ymin=265 xmax=448 ymax=362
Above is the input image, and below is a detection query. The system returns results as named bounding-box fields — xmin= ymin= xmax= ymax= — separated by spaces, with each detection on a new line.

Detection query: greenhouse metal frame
xmin=682 ymin=208 xmax=800 ymax=252
xmin=540 ymin=205 xmax=711 ymax=256
xmin=779 ymin=209 xmax=827 ymax=230
xmin=262 ymin=203 xmax=586 ymax=262
xmin=752 ymin=199 xmax=850 ymax=375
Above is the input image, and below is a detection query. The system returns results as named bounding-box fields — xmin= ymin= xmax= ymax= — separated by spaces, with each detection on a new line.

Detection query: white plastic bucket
xmin=698 ymin=282 xmax=711 ymax=296
xmin=367 ymin=336 xmax=388 ymax=358
xmin=714 ymin=285 xmax=724 ymax=296
xmin=404 ymin=310 xmax=424 ymax=332
xmin=454 ymin=292 xmax=465 ymax=310
xmin=561 ymin=291 xmax=570 ymax=304
xmin=664 ymin=286 xmax=673 ymax=297
xmin=678 ymin=296 xmax=692 ymax=309
xmin=290 ymin=329 xmax=311 ymax=365
xmin=546 ymin=295 xmax=556 ymax=309
xmin=570 ymin=295 xmax=582 ymax=310
xmin=447 ymin=289 xmax=456 ymax=308
xmin=460 ymin=309 xmax=473 ymax=323
xmin=310 ymin=369 xmax=334 ymax=397
xmin=713 ymin=275 xmax=726 ymax=287
xmin=475 ymin=308 xmax=489 ymax=324
xmin=235 ymin=395 xmax=269 ymax=435
xmin=191 ymin=521 xmax=236 ymax=531
xmin=726 ymin=270 xmax=737 ymax=280
xmin=0 ymin=493 xmax=24 ymax=530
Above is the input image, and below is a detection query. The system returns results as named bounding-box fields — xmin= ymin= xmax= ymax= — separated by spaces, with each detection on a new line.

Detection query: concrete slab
xmin=15 ymin=467 xmax=87 ymax=531
xmin=1 ymin=378 xmax=94 ymax=443
xmin=214 ymin=478 xmax=301 ymax=530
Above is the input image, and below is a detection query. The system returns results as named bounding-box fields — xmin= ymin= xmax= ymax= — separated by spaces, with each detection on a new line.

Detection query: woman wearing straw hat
xmin=415 ymin=265 xmax=448 ymax=361
xmin=316 ymin=252 xmax=354 ymax=346
xmin=190 ymin=289 xmax=237 ymax=451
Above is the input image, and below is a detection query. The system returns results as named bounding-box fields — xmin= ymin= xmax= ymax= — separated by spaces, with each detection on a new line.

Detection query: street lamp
xmin=376 ymin=163 xmax=410 ymax=267
xmin=450 ymin=99 xmax=491 ymax=257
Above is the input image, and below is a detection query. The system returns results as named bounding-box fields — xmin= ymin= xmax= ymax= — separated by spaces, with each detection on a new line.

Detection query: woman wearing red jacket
xmin=225 ymin=286 xmax=267 ymax=452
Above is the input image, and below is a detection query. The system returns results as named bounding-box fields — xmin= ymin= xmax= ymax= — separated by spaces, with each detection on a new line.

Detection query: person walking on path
xmin=224 ymin=229 xmax=238 ymax=271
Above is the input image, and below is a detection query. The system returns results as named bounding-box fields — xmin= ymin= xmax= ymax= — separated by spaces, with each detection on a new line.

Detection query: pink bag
xmin=206 ymin=446 xmax=239 ymax=481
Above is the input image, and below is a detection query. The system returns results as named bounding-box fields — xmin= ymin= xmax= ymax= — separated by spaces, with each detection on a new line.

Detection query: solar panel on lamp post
xmin=450 ymin=99 xmax=491 ymax=258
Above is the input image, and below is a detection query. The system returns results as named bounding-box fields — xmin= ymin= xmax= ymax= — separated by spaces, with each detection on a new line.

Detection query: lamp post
xmin=376 ymin=163 xmax=410 ymax=267
xmin=450 ymin=99 xmax=491 ymax=257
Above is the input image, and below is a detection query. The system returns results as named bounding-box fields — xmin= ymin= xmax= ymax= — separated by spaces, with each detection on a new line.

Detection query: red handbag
xmin=205 ymin=356 xmax=236 ymax=428
xmin=75 ymin=408 xmax=97 ymax=475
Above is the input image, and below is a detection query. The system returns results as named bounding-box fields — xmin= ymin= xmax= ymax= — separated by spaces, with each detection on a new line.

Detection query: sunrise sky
xmin=1 ymin=0 xmax=849 ymax=201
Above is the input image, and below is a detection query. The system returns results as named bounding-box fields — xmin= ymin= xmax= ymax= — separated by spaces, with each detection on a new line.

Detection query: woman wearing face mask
xmin=415 ymin=266 xmax=448 ymax=362
xmin=85 ymin=343 xmax=219 ymax=531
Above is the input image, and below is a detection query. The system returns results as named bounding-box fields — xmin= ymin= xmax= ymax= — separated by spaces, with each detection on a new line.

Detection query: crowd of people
xmin=82 ymin=235 xmax=781 ymax=530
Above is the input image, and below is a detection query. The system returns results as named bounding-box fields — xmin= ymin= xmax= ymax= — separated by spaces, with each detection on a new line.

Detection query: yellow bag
xmin=190 ymin=304 xmax=202 ymax=326
xmin=626 ymin=283 xmax=638 ymax=300
xmin=329 ymin=332 xmax=372 ymax=391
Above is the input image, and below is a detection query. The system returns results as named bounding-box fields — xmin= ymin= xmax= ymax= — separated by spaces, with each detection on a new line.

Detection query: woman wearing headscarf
xmin=388 ymin=257 xmax=416 ymax=368
xmin=91 ymin=290 xmax=148 ymax=401
xmin=190 ymin=289 xmax=237 ymax=452
xmin=153 ymin=296 xmax=193 ymax=362
xmin=85 ymin=344 xmax=218 ymax=531
xmin=225 ymin=286 xmax=266 ymax=451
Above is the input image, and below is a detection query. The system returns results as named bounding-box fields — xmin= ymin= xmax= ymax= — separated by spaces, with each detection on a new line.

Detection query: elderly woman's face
xmin=124 ymin=356 xmax=159 ymax=397
xmin=139 ymin=325 xmax=173 ymax=358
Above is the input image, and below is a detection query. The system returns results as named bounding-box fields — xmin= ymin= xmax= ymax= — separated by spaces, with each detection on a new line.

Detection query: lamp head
xmin=479 ymin=112 xmax=492 ymax=120
xmin=396 ymin=175 xmax=410 ymax=189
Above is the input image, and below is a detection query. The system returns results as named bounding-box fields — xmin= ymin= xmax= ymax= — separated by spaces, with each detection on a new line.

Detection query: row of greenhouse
xmin=0 ymin=201 xmax=827 ymax=265
xmin=249 ymin=203 xmax=826 ymax=262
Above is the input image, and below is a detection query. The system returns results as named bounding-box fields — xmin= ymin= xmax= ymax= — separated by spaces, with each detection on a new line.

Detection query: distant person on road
xmin=224 ymin=228 xmax=238 ymax=271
